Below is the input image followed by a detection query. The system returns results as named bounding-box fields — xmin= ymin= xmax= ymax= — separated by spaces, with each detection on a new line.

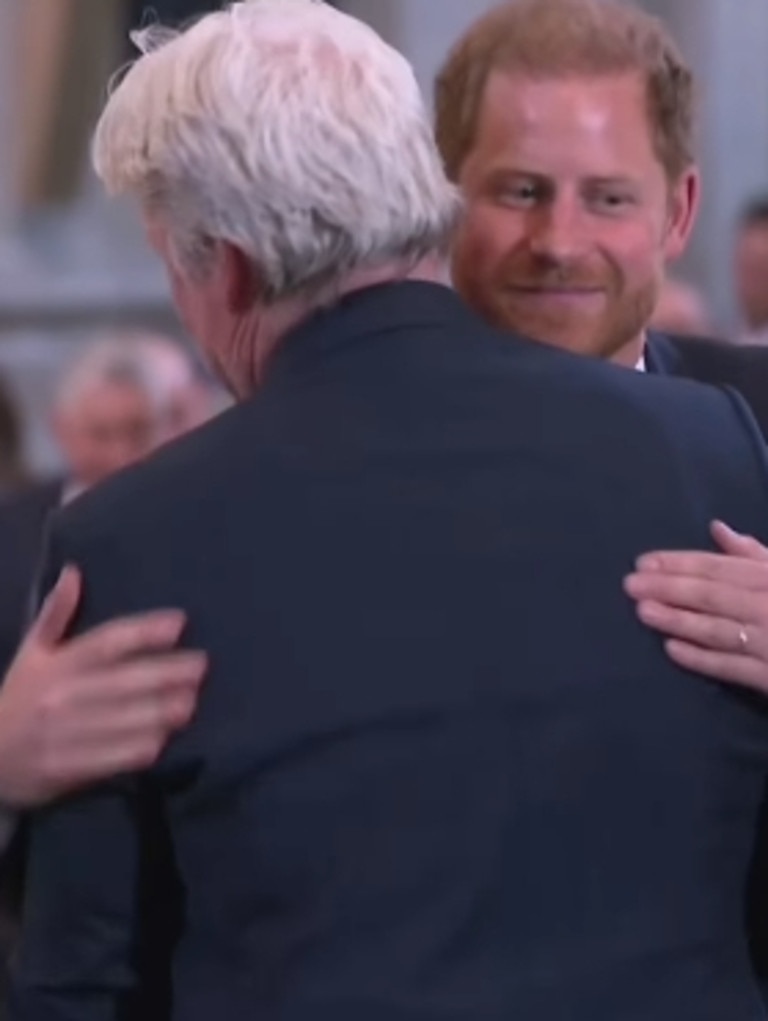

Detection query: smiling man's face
xmin=452 ymin=70 xmax=698 ymax=365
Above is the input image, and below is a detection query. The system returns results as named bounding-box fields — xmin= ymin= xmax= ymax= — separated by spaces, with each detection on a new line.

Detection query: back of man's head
xmin=94 ymin=0 xmax=460 ymax=302
xmin=435 ymin=0 xmax=694 ymax=185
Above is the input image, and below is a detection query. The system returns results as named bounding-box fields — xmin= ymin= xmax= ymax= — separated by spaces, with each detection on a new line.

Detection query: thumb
xmin=711 ymin=520 xmax=768 ymax=562
xmin=26 ymin=565 xmax=83 ymax=649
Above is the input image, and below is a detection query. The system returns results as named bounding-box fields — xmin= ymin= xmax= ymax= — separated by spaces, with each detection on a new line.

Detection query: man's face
xmin=452 ymin=71 xmax=698 ymax=362
xmin=734 ymin=223 xmax=768 ymax=331
xmin=55 ymin=382 xmax=162 ymax=490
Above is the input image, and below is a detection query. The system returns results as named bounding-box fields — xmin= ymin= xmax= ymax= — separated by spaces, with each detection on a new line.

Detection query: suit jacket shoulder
xmin=647 ymin=331 xmax=768 ymax=442
xmin=48 ymin=403 xmax=260 ymax=553
xmin=49 ymin=312 xmax=768 ymax=600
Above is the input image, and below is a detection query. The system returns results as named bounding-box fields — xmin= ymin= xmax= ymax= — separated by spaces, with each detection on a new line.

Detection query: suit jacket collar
xmin=644 ymin=331 xmax=685 ymax=376
xmin=266 ymin=281 xmax=472 ymax=381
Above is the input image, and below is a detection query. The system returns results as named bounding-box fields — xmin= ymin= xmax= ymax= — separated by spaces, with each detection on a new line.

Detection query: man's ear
xmin=217 ymin=241 xmax=266 ymax=314
xmin=664 ymin=165 xmax=700 ymax=261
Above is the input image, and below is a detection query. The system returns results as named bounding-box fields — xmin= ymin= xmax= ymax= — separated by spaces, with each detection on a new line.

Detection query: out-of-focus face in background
xmin=133 ymin=332 xmax=220 ymax=440
xmin=49 ymin=334 xmax=220 ymax=493
xmin=451 ymin=72 xmax=696 ymax=364
xmin=734 ymin=219 xmax=768 ymax=332
xmin=649 ymin=276 xmax=711 ymax=337
xmin=52 ymin=376 xmax=163 ymax=490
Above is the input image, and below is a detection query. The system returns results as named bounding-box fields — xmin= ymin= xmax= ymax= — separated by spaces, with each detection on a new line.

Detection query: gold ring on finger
xmin=738 ymin=626 xmax=750 ymax=653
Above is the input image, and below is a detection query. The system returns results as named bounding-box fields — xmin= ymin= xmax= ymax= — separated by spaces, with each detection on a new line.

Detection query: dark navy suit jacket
xmin=10 ymin=285 xmax=768 ymax=1020
xmin=646 ymin=332 xmax=768 ymax=438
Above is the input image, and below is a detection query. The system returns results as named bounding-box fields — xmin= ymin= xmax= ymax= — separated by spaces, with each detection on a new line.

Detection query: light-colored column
xmin=20 ymin=0 xmax=122 ymax=208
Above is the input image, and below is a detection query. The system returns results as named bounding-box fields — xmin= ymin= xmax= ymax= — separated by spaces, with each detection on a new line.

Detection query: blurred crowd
xmin=650 ymin=197 xmax=768 ymax=341
xmin=0 ymin=333 xmax=225 ymax=675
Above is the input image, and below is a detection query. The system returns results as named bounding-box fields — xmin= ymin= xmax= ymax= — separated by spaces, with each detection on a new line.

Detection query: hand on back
xmin=0 ymin=566 xmax=207 ymax=806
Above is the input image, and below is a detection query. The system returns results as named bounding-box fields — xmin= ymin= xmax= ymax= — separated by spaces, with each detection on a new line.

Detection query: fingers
xmin=47 ymin=713 xmax=187 ymax=792
xmin=633 ymin=598 xmax=743 ymax=651
xmin=624 ymin=572 xmax=761 ymax=625
xmin=73 ymin=689 xmax=199 ymax=749
xmin=664 ymin=639 xmax=768 ymax=694
xmin=35 ymin=655 xmax=207 ymax=795
xmin=711 ymin=520 xmax=768 ymax=562
xmin=634 ymin=550 xmax=768 ymax=592
xmin=635 ymin=524 xmax=768 ymax=589
xmin=27 ymin=566 xmax=82 ymax=648
xmin=63 ymin=610 xmax=188 ymax=670
xmin=80 ymin=651 xmax=208 ymax=708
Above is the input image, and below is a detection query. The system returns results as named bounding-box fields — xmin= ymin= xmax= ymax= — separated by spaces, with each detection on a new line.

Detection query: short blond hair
xmin=435 ymin=0 xmax=694 ymax=183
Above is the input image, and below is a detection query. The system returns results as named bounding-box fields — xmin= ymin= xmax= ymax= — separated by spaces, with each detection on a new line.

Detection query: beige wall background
xmin=18 ymin=0 xmax=122 ymax=209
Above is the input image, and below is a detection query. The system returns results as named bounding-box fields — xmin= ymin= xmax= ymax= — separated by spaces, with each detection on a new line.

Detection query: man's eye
xmin=496 ymin=184 xmax=539 ymax=205
xmin=592 ymin=193 xmax=633 ymax=211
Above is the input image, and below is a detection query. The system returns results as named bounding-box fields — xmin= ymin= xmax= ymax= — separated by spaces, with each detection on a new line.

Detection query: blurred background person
xmin=649 ymin=276 xmax=713 ymax=338
xmin=50 ymin=339 xmax=175 ymax=499
xmin=112 ymin=330 xmax=225 ymax=442
xmin=0 ymin=377 xmax=28 ymax=499
xmin=0 ymin=334 xmax=200 ymax=680
xmin=733 ymin=197 xmax=768 ymax=345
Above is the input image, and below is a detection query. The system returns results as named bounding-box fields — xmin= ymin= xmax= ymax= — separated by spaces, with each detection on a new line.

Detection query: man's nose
xmin=526 ymin=198 xmax=588 ymax=264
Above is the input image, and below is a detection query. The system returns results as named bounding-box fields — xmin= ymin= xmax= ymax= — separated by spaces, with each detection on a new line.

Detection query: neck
xmin=610 ymin=331 xmax=646 ymax=369
xmin=241 ymin=255 xmax=450 ymax=392
xmin=335 ymin=254 xmax=451 ymax=298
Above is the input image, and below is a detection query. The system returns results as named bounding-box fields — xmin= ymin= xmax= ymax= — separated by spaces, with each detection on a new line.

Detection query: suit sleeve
xmin=7 ymin=521 xmax=159 ymax=1021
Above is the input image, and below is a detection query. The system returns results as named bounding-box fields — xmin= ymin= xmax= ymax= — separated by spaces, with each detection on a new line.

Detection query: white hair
xmin=93 ymin=0 xmax=461 ymax=300
xmin=56 ymin=335 xmax=189 ymax=413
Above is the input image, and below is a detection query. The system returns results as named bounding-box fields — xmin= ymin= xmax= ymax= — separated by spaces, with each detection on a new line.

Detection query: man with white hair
xmin=10 ymin=3 xmax=768 ymax=1019
xmin=53 ymin=337 xmax=176 ymax=496
xmin=0 ymin=335 xmax=187 ymax=678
